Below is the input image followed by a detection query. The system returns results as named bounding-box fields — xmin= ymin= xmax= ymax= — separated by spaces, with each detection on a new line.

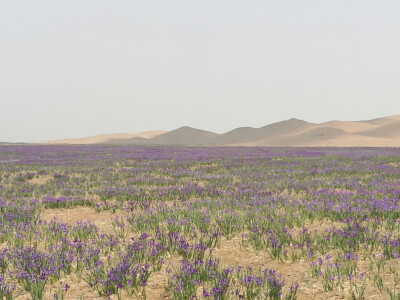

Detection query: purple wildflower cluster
xmin=1 ymin=145 xmax=400 ymax=298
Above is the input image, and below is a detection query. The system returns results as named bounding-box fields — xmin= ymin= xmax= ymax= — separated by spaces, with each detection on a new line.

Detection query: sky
xmin=1 ymin=1 xmax=400 ymax=142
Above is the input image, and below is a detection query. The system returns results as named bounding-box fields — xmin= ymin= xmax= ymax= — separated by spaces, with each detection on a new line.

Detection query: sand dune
xmin=41 ymin=115 xmax=400 ymax=147
xmin=210 ymin=118 xmax=314 ymax=145
xmin=233 ymin=126 xmax=348 ymax=147
xmin=357 ymin=122 xmax=400 ymax=139
xmin=148 ymin=126 xmax=219 ymax=145
xmin=209 ymin=127 xmax=257 ymax=145
xmin=281 ymin=126 xmax=350 ymax=146
xmin=258 ymin=118 xmax=311 ymax=135
xmin=364 ymin=116 xmax=399 ymax=126
xmin=321 ymin=121 xmax=377 ymax=133
xmin=229 ymin=117 xmax=400 ymax=147
xmin=43 ymin=131 xmax=166 ymax=145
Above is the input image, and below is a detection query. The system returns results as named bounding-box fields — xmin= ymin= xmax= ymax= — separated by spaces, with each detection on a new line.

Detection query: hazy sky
xmin=1 ymin=1 xmax=400 ymax=142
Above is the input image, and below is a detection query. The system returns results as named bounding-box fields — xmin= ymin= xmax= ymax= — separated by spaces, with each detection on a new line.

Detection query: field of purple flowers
xmin=1 ymin=145 xmax=400 ymax=299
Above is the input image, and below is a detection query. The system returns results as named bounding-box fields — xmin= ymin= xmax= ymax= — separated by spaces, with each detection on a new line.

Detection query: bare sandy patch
xmin=40 ymin=207 xmax=120 ymax=234
xmin=29 ymin=175 xmax=52 ymax=185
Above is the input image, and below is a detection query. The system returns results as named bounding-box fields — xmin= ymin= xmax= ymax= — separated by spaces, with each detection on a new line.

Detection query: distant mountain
xmin=40 ymin=115 xmax=400 ymax=147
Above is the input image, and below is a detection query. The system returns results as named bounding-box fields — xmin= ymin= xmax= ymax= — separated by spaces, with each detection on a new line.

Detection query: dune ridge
xmin=41 ymin=115 xmax=400 ymax=147
xmin=42 ymin=130 xmax=166 ymax=145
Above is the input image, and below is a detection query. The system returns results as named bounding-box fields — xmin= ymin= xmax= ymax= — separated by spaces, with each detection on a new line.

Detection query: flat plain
xmin=1 ymin=145 xmax=400 ymax=299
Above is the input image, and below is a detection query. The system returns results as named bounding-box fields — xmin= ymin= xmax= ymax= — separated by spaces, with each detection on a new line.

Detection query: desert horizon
xmin=39 ymin=114 xmax=400 ymax=147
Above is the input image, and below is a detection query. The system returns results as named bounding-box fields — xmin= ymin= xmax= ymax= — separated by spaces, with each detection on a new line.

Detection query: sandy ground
xmin=32 ymin=207 xmax=390 ymax=300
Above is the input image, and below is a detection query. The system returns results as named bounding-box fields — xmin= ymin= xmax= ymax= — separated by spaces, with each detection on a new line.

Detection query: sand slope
xmin=320 ymin=121 xmax=377 ymax=133
xmin=209 ymin=127 xmax=257 ymax=145
xmin=148 ymin=127 xmax=219 ymax=145
xmin=43 ymin=131 xmax=166 ymax=145
xmin=357 ymin=122 xmax=400 ymax=139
